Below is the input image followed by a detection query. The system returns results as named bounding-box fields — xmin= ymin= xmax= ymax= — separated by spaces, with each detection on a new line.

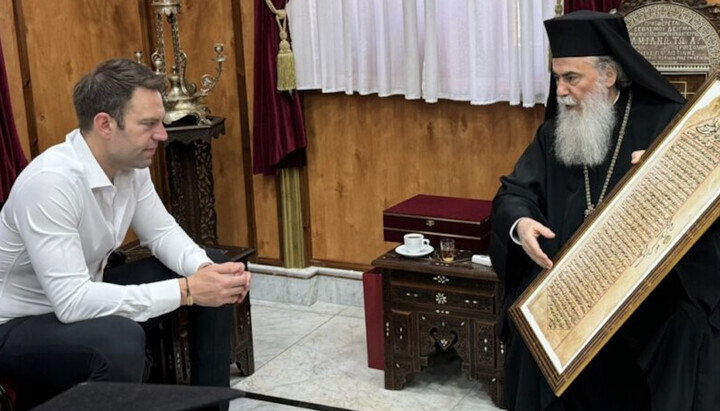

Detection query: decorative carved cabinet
xmin=372 ymin=249 xmax=504 ymax=407
xmin=124 ymin=244 xmax=255 ymax=383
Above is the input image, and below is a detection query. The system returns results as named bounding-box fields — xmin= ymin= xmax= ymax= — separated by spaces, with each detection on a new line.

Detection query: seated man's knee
xmin=85 ymin=316 xmax=145 ymax=382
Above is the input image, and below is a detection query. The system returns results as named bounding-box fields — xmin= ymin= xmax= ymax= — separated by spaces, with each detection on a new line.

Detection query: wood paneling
xmin=178 ymin=0 xmax=250 ymax=247
xmin=5 ymin=0 xmax=252 ymax=250
xmin=241 ymin=0 xmax=544 ymax=266
xmin=0 ymin=0 xmax=29 ymax=158
xmin=242 ymin=0 xmax=282 ymax=261
xmin=305 ymin=93 xmax=543 ymax=266
xmin=19 ymin=0 xmax=146 ymax=152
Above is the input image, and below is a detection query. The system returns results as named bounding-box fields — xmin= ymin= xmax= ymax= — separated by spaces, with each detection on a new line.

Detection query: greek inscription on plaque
xmin=625 ymin=4 xmax=720 ymax=70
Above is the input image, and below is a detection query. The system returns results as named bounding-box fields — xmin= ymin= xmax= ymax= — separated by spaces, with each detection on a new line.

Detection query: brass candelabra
xmin=136 ymin=0 xmax=225 ymax=125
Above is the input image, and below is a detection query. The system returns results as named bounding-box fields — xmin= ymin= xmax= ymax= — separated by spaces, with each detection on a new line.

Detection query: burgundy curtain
xmin=252 ymin=0 xmax=307 ymax=176
xmin=0 ymin=33 xmax=28 ymax=204
xmin=564 ymin=0 xmax=622 ymax=12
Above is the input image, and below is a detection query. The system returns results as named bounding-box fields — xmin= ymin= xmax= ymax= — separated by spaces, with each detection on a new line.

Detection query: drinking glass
xmin=440 ymin=239 xmax=455 ymax=262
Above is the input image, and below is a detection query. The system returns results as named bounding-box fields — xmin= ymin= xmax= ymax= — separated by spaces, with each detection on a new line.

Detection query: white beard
xmin=554 ymin=82 xmax=617 ymax=167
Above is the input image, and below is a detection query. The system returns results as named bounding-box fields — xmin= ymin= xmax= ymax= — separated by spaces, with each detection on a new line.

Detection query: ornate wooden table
xmin=123 ymin=244 xmax=255 ymax=383
xmin=371 ymin=248 xmax=504 ymax=407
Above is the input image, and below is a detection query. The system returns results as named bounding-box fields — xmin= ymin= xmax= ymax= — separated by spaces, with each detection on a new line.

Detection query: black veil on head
xmin=543 ymin=10 xmax=684 ymax=119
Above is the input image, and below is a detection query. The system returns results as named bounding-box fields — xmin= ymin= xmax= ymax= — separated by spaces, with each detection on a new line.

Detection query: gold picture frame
xmin=509 ymin=72 xmax=720 ymax=396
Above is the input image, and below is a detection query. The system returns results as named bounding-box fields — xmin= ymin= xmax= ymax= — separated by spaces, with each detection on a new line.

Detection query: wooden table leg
xmin=231 ymin=293 xmax=254 ymax=376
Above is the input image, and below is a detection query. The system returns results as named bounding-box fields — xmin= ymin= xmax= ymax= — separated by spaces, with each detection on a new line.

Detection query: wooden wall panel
xmin=252 ymin=175 xmax=281 ymax=262
xmin=0 ymin=0 xmax=29 ymax=158
xmin=305 ymin=93 xmax=544 ymax=266
xmin=178 ymin=0 xmax=250 ymax=247
xmin=241 ymin=0 xmax=281 ymax=261
xmin=20 ymin=0 xmax=146 ymax=152
xmin=239 ymin=0 xmax=545 ymax=266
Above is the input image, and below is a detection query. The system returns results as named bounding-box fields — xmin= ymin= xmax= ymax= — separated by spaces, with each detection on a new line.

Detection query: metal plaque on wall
xmin=619 ymin=0 xmax=720 ymax=99
xmin=621 ymin=1 xmax=720 ymax=72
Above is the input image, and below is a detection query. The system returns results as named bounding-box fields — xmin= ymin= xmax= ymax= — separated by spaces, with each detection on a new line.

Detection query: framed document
xmin=509 ymin=73 xmax=720 ymax=396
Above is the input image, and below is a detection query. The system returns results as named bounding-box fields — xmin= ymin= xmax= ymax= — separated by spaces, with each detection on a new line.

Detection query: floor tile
xmin=252 ymin=298 xmax=351 ymax=316
xmin=242 ymin=304 xmax=332 ymax=369
xmin=337 ymin=305 xmax=365 ymax=319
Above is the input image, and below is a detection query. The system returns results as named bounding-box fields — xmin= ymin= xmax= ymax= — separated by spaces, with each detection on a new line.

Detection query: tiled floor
xmin=228 ymin=299 xmax=504 ymax=411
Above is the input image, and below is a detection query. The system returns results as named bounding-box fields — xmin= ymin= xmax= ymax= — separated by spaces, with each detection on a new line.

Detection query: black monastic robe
xmin=491 ymin=86 xmax=720 ymax=411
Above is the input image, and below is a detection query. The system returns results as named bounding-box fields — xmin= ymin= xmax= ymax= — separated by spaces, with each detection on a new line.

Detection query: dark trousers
xmin=0 ymin=249 xmax=233 ymax=410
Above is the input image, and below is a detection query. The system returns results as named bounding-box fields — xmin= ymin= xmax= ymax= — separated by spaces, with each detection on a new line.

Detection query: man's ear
xmin=604 ymin=66 xmax=618 ymax=88
xmin=93 ymin=113 xmax=115 ymax=139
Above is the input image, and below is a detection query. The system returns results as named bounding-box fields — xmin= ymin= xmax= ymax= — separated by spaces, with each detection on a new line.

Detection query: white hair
xmin=592 ymin=55 xmax=630 ymax=88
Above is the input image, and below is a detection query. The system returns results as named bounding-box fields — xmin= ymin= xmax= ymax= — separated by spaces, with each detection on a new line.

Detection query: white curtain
xmin=289 ymin=0 xmax=557 ymax=107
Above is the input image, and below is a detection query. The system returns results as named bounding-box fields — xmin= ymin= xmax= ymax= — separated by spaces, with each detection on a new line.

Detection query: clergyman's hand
xmin=516 ymin=217 xmax=555 ymax=270
xmin=631 ymin=150 xmax=646 ymax=165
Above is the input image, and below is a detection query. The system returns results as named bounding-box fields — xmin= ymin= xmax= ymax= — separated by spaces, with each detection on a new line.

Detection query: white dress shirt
xmin=0 ymin=129 xmax=211 ymax=325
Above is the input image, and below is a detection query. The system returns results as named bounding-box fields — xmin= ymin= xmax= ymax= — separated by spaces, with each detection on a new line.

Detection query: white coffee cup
xmin=404 ymin=233 xmax=430 ymax=252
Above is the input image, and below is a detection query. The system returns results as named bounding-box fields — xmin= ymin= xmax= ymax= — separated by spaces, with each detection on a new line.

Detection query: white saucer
xmin=395 ymin=244 xmax=434 ymax=257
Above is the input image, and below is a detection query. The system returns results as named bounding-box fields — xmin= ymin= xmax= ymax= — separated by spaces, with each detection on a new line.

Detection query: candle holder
xmin=136 ymin=0 xmax=225 ymax=125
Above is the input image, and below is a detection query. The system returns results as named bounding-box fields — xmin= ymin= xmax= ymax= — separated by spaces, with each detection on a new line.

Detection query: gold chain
xmin=583 ymin=89 xmax=633 ymax=218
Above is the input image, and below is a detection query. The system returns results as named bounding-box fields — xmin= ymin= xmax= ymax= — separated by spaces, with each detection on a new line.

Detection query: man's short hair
xmin=592 ymin=56 xmax=631 ymax=88
xmin=73 ymin=59 xmax=167 ymax=132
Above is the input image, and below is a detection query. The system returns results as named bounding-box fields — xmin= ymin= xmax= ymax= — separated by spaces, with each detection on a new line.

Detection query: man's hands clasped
xmin=182 ymin=262 xmax=252 ymax=307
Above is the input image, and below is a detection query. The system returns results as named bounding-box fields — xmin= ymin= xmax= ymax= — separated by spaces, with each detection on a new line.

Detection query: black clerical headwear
xmin=543 ymin=10 xmax=685 ymax=119
xmin=545 ymin=10 xmax=625 ymax=58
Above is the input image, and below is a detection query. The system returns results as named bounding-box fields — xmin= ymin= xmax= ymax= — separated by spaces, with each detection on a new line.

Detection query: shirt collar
xmin=68 ymin=129 xmax=113 ymax=190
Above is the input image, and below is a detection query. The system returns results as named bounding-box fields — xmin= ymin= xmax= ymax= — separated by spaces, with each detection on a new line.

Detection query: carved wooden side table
xmin=372 ymin=249 xmax=504 ymax=407
xmin=123 ymin=244 xmax=256 ymax=383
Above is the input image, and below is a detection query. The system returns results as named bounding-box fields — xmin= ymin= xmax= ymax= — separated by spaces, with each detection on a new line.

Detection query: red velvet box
xmin=362 ymin=268 xmax=384 ymax=370
xmin=383 ymin=194 xmax=492 ymax=252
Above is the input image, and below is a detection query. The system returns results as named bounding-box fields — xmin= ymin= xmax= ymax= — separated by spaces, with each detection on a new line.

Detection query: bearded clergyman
xmin=491 ymin=11 xmax=720 ymax=411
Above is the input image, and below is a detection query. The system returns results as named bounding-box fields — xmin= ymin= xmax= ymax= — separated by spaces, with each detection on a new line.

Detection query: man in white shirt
xmin=0 ymin=59 xmax=251 ymax=409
